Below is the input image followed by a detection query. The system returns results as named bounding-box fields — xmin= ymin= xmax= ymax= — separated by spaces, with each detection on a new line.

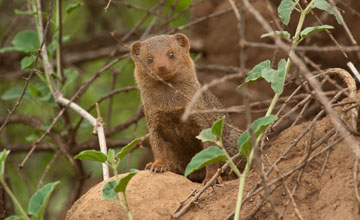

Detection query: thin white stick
xmin=97 ymin=122 xmax=109 ymax=180
xmin=57 ymin=96 xmax=96 ymax=126
xmin=57 ymin=96 xmax=109 ymax=180
xmin=347 ymin=62 xmax=360 ymax=83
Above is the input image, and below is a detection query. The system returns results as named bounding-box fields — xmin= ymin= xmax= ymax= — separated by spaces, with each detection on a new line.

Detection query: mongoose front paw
xmin=145 ymin=160 xmax=168 ymax=173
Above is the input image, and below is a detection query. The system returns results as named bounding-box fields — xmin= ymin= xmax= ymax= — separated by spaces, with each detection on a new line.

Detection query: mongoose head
xmin=130 ymin=33 xmax=195 ymax=81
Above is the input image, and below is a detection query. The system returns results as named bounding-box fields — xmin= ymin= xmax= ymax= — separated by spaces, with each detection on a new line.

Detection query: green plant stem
xmin=107 ymin=162 xmax=129 ymax=214
xmin=113 ymin=162 xmax=120 ymax=182
xmin=235 ymin=90 xmax=280 ymax=218
xmin=234 ymin=149 xmax=253 ymax=220
xmin=117 ymin=199 xmax=126 ymax=211
xmin=33 ymin=0 xmax=56 ymax=97
xmin=56 ymin=0 xmax=62 ymax=83
xmin=218 ymin=141 xmax=241 ymax=177
xmin=265 ymin=93 xmax=280 ymax=117
xmin=114 ymin=191 xmax=126 ymax=211
xmin=0 ymin=178 xmax=30 ymax=219
xmin=109 ymin=161 xmax=118 ymax=179
xmin=233 ymin=1 xmax=316 ymax=219
xmin=113 ymin=168 xmax=119 ymax=181
xmin=294 ymin=0 xmax=315 ymax=46
xmin=121 ymin=192 xmax=133 ymax=220
xmin=293 ymin=10 xmax=306 ymax=43
xmin=31 ymin=1 xmax=40 ymax=42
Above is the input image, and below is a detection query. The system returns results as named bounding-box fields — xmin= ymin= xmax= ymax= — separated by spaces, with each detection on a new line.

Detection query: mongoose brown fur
xmin=130 ymin=33 xmax=240 ymax=183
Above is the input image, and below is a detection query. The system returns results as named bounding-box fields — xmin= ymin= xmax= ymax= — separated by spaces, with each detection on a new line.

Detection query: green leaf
xmin=66 ymin=2 xmax=82 ymax=14
xmin=245 ymin=60 xmax=271 ymax=84
xmin=20 ymin=56 xmax=35 ymax=70
xmin=211 ymin=116 xmax=225 ymax=138
xmin=1 ymin=87 xmax=31 ymax=100
xmin=261 ymin=68 xmax=277 ymax=88
xmin=47 ymin=38 xmax=57 ymax=54
xmin=176 ymin=0 xmax=192 ymax=10
xmin=0 ymin=47 xmax=16 ymax=53
xmin=239 ymin=60 xmax=273 ymax=92
xmin=14 ymin=9 xmax=34 ymax=15
xmin=28 ymin=83 xmax=42 ymax=98
xmin=14 ymin=9 xmax=47 ymax=17
xmin=300 ymin=25 xmax=334 ymax=39
xmin=5 ymin=216 xmax=26 ymax=220
xmin=12 ymin=30 xmax=39 ymax=53
xmin=238 ymin=115 xmax=278 ymax=157
xmin=102 ymin=180 xmax=119 ymax=201
xmin=261 ymin=31 xmax=291 ymax=39
xmin=62 ymin=35 xmax=71 ymax=43
xmin=114 ymin=169 xmax=138 ymax=193
xmin=252 ymin=115 xmax=278 ymax=136
xmin=185 ymin=146 xmax=226 ymax=177
xmin=278 ymin=0 xmax=298 ymax=25
xmin=196 ymin=129 xmax=217 ymax=143
xmin=0 ymin=150 xmax=10 ymax=178
xmin=0 ymin=150 xmax=10 ymax=163
xmin=262 ymin=59 xmax=287 ymax=94
xmin=312 ymin=0 xmax=342 ymax=24
xmin=40 ymin=121 xmax=53 ymax=131
xmin=64 ymin=68 xmax=79 ymax=83
xmin=237 ymin=131 xmax=252 ymax=157
xmin=117 ymin=137 xmax=141 ymax=160
xmin=37 ymin=84 xmax=52 ymax=102
xmin=276 ymin=59 xmax=287 ymax=94
xmin=28 ymin=181 xmax=60 ymax=218
xmin=80 ymin=120 xmax=92 ymax=129
xmin=61 ymin=69 xmax=79 ymax=93
xmin=51 ymin=73 xmax=62 ymax=81
xmin=243 ymin=59 xmax=287 ymax=94
xmin=107 ymin=149 xmax=116 ymax=164
xmin=74 ymin=150 xmax=107 ymax=162
xmin=61 ymin=130 xmax=68 ymax=136
xmin=33 ymin=70 xmax=46 ymax=82
xmin=25 ymin=133 xmax=40 ymax=142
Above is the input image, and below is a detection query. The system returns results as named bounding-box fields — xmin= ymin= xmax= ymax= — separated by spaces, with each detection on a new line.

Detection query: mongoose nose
xmin=158 ymin=65 xmax=166 ymax=71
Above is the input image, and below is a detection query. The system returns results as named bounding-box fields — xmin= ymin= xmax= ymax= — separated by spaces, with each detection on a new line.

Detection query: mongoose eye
xmin=147 ymin=56 xmax=153 ymax=64
xmin=168 ymin=52 xmax=174 ymax=59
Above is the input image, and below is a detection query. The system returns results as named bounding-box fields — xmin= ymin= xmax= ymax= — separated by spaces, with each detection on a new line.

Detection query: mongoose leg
xmin=145 ymin=130 xmax=169 ymax=173
xmin=203 ymin=162 xmax=222 ymax=184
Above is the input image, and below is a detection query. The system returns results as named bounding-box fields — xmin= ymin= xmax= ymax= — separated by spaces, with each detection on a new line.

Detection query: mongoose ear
xmin=174 ymin=33 xmax=190 ymax=51
xmin=130 ymin=41 xmax=141 ymax=58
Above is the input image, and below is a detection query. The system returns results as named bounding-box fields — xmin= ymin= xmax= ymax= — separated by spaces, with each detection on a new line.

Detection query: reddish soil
xmin=66 ymin=112 xmax=360 ymax=219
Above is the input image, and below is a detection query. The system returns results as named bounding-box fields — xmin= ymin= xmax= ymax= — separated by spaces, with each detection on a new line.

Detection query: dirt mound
xmin=66 ymin=115 xmax=360 ymax=220
xmin=65 ymin=170 xmax=238 ymax=220
xmin=65 ymin=171 xmax=196 ymax=220
xmin=240 ymin=115 xmax=359 ymax=220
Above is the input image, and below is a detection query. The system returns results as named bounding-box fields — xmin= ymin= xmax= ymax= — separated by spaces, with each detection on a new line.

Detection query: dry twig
xmin=354 ymin=158 xmax=360 ymax=214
